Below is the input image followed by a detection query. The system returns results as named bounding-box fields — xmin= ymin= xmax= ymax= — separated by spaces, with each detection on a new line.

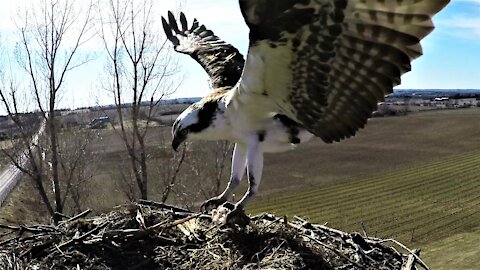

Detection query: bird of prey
xmin=162 ymin=0 xmax=449 ymax=223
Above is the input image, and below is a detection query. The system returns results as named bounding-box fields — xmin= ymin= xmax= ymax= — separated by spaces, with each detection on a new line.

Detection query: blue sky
xmin=398 ymin=0 xmax=480 ymax=89
xmin=0 ymin=0 xmax=479 ymax=110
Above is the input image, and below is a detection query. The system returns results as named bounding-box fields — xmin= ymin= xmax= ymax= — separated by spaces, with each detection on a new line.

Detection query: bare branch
xmin=99 ymin=0 xmax=181 ymax=200
xmin=161 ymin=146 xmax=187 ymax=202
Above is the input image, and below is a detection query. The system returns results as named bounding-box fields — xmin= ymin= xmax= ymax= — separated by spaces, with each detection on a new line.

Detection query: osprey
xmin=163 ymin=0 xmax=449 ymax=223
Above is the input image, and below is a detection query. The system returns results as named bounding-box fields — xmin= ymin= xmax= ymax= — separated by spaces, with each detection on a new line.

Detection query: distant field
xmin=246 ymin=108 xmax=480 ymax=268
xmin=422 ymin=226 xmax=480 ymax=270
xmin=249 ymin=150 xmax=480 ymax=244
xmin=254 ymin=108 xmax=480 ymax=195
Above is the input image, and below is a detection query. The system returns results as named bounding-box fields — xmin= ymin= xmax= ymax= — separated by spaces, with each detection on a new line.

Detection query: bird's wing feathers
xmin=162 ymin=11 xmax=245 ymax=89
xmin=235 ymin=0 xmax=449 ymax=143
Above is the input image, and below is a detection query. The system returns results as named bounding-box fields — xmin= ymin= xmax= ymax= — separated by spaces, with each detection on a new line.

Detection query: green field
xmin=422 ymin=226 xmax=480 ymax=270
xmin=249 ymin=149 xmax=480 ymax=268
xmin=249 ymin=149 xmax=480 ymax=242
xmin=245 ymin=108 xmax=480 ymax=268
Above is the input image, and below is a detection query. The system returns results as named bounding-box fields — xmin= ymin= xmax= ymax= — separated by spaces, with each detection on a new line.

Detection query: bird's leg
xmin=201 ymin=143 xmax=246 ymax=212
xmin=225 ymin=136 xmax=263 ymax=223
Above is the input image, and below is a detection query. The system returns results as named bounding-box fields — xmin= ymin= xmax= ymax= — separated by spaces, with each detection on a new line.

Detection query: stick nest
xmin=0 ymin=201 xmax=424 ymax=269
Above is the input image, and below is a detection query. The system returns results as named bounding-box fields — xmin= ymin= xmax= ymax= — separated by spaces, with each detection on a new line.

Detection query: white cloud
xmin=433 ymin=0 xmax=480 ymax=42
xmin=438 ymin=16 xmax=480 ymax=34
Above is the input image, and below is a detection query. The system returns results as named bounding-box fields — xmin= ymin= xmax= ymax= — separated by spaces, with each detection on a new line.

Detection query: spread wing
xmin=235 ymin=0 xmax=449 ymax=143
xmin=162 ymin=11 xmax=245 ymax=89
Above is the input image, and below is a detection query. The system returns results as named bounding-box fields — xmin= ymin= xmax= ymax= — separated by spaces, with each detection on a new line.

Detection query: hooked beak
xmin=171 ymin=132 xmax=187 ymax=152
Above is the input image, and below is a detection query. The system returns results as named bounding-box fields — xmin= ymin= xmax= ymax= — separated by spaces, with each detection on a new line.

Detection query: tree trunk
xmin=33 ymin=175 xmax=55 ymax=218
xmin=48 ymin=111 xmax=62 ymax=223
xmin=140 ymin=149 xmax=148 ymax=199
xmin=137 ymin=126 xmax=148 ymax=200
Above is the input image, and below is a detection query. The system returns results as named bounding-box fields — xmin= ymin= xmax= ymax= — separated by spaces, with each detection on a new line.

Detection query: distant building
xmin=433 ymin=97 xmax=450 ymax=108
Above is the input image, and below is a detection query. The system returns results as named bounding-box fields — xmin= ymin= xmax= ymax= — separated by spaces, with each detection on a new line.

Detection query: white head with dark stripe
xmin=171 ymin=100 xmax=219 ymax=151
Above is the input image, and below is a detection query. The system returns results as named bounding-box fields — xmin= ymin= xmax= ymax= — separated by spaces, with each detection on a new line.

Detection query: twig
xmin=203 ymin=224 xmax=220 ymax=237
xmin=54 ymin=244 xmax=66 ymax=256
xmin=402 ymin=249 xmax=421 ymax=270
xmin=0 ymin=224 xmax=56 ymax=234
xmin=66 ymin=209 xmax=91 ymax=223
xmin=361 ymin=222 xmax=368 ymax=238
xmin=57 ymin=223 xmax=109 ymax=251
xmin=55 ymin=212 xmax=71 ymax=220
xmin=148 ymin=213 xmax=201 ymax=232
xmin=259 ymin=217 xmax=283 ymax=234
xmin=370 ymin=238 xmax=429 ymax=270
xmin=138 ymin=200 xmax=193 ymax=214
xmin=136 ymin=209 xmax=146 ymax=229
xmin=0 ymin=224 xmax=22 ymax=231
xmin=287 ymin=221 xmax=365 ymax=269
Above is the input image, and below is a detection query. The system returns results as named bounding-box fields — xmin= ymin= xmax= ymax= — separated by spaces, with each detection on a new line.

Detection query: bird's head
xmin=171 ymin=100 xmax=218 ymax=151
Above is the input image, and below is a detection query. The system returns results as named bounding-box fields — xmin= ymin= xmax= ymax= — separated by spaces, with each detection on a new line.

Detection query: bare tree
xmin=211 ymin=141 xmax=233 ymax=196
xmin=162 ymin=141 xmax=233 ymax=210
xmin=57 ymin=128 xmax=97 ymax=213
xmin=192 ymin=141 xmax=233 ymax=200
xmin=0 ymin=0 xmax=94 ymax=223
xmin=160 ymin=145 xmax=187 ymax=203
xmin=99 ymin=0 xmax=179 ymax=200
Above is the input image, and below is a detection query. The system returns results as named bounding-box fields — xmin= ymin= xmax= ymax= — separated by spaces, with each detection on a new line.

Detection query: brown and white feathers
xmin=162 ymin=11 xmax=244 ymax=89
xmin=236 ymin=0 xmax=449 ymax=143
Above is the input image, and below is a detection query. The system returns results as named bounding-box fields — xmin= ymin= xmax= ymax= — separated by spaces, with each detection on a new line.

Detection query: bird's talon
xmin=225 ymin=206 xmax=250 ymax=226
xmin=200 ymin=197 xmax=227 ymax=213
xmin=211 ymin=204 xmax=250 ymax=226
xmin=220 ymin=201 xmax=235 ymax=210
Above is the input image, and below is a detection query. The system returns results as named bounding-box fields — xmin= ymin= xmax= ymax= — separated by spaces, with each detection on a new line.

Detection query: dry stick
xmin=259 ymin=217 xmax=284 ymax=234
xmin=287 ymin=222 xmax=365 ymax=269
xmin=361 ymin=222 xmax=368 ymax=238
xmin=250 ymin=242 xmax=275 ymax=263
xmin=148 ymin=213 xmax=201 ymax=232
xmin=0 ymin=224 xmax=21 ymax=231
xmin=0 ymin=229 xmax=17 ymax=238
xmin=57 ymin=223 xmax=109 ymax=251
xmin=136 ymin=209 xmax=146 ymax=229
xmin=372 ymin=238 xmax=429 ymax=270
xmin=0 ymin=224 xmax=57 ymax=235
xmin=66 ymin=209 xmax=92 ymax=223
xmin=402 ymin=249 xmax=420 ymax=270
xmin=138 ymin=200 xmax=193 ymax=214
xmin=54 ymin=244 xmax=67 ymax=256
xmin=0 ymin=236 xmax=18 ymax=246
xmin=203 ymin=224 xmax=221 ymax=237
xmin=55 ymin=212 xmax=72 ymax=220
xmin=294 ymin=216 xmax=346 ymax=235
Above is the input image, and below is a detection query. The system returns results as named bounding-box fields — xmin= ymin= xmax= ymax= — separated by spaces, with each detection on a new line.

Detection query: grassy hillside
xmin=249 ymin=149 xmax=480 ymax=242
xmin=248 ymin=149 xmax=480 ymax=267
xmin=258 ymin=108 xmax=480 ymax=195
xmin=422 ymin=226 xmax=480 ymax=270
xmin=245 ymin=108 xmax=480 ymax=267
